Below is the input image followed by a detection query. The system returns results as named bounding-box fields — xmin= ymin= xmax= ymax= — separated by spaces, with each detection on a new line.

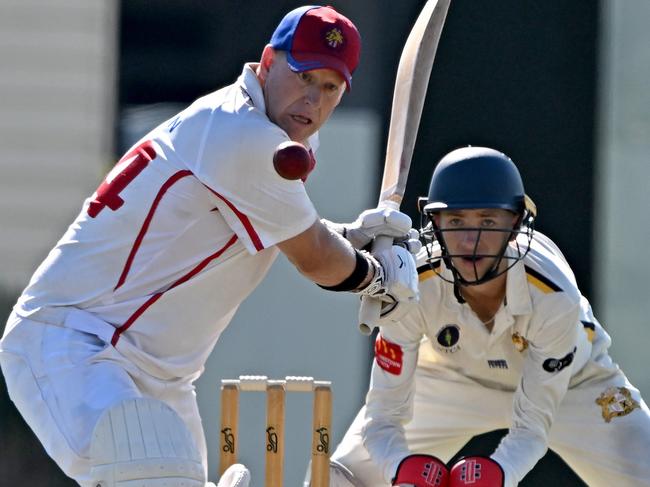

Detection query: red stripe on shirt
xmin=111 ymin=233 xmax=239 ymax=346
xmin=115 ymin=170 xmax=193 ymax=291
xmin=205 ymin=187 xmax=264 ymax=251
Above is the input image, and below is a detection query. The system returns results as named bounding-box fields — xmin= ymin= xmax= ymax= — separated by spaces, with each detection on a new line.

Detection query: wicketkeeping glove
xmin=449 ymin=456 xmax=504 ymax=487
xmin=355 ymin=246 xmax=419 ymax=303
xmin=322 ymin=206 xmax=422 ymax=254
xmin=392 ymin=454 xmax=449 ymax=487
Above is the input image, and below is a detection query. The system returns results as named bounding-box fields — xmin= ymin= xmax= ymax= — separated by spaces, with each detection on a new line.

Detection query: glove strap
xmin=449 ymin=456 xmax=504 ymax=487
xmin=392 ymin=454 xmax=449 ymax=487
xmin=354 ymin=252 xmax=385 ymax=297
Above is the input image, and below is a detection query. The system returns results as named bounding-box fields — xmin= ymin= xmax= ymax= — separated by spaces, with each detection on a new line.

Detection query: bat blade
xmin=380 ymin=0 xmax=451 ymax=206
xmin=359 ymin=0 xmax=451 ymax=335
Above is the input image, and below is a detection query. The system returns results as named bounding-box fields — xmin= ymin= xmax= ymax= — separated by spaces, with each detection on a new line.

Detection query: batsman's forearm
xmin=279 ymin=219 xmax=364 ymax=287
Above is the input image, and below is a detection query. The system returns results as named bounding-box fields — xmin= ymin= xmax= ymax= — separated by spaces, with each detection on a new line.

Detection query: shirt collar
xmin=239 ymin=63 xmax=266 ymax=112
xmin=237 ymin=63 xmax=320 ymax=152
xmin=503 ymin=246 xmax=533 ymax=315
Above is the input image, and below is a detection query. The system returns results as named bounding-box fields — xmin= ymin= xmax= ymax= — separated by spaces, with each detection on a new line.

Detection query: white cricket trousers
xmin=0 ymin=314 xmax=208 ymax=486
xmin=331 ymin=365 xmax=650 ymax=486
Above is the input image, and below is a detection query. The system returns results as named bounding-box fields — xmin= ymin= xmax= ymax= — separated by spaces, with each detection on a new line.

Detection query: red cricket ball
xmin=272 ymin=141 xmax=311 ymax=180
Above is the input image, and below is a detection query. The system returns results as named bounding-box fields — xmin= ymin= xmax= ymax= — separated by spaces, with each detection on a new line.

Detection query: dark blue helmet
xmin=421 ymin=146 xmax=536 ymax=286
xmin=424 ymin=146 xmax=527 ymax=215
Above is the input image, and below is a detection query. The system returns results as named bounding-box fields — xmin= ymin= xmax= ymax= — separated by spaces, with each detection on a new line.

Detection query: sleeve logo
xmin=374 ymin=335 xmax=403 ymax=375
xmin=595 ymin=386 xmax=640 ymax=423
xmin=542 ymin=347 xmax=576 ymax=373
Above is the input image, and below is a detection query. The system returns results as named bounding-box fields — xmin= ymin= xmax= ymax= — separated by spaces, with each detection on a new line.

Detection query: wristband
xmin=318 ymin=249 xmax=371 ymax=292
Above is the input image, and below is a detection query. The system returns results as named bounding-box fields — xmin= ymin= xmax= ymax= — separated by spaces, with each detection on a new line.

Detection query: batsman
xmin=0 ymin=5 xmax=420 ymax=487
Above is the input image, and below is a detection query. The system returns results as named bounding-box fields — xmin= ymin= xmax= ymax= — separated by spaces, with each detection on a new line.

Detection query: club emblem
xmin=325 ymin=27 xmax=344 ymax=48
xmin=435 ymin=325 xmax=460 ymax=353
xmin=511 ymin=332 xmax=529 ymax=352
xmin=595 ymin=386 xmax=640 ymax=423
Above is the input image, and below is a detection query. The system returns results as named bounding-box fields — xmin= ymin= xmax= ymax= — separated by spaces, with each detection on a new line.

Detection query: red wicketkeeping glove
xmin=392 ymin=454 xmax=449 ymax=486
xmin=449 ymin=456 xmax=504 ymax=486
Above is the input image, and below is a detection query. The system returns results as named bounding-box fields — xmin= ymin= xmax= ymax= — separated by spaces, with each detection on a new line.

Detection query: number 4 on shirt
xmin=87 ymin=141 xmax=157 ymax=218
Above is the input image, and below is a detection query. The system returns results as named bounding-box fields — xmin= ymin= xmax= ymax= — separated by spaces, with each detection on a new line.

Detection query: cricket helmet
xmin=420 ymin=146 xmax=536 ymax=286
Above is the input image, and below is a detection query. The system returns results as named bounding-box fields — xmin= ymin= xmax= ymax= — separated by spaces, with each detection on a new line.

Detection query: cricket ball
xmin=272 ymin=141 xmax=311 ymax=180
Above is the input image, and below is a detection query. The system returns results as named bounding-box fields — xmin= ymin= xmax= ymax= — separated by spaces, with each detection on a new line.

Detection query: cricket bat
xmin=359 ymin=0 xmax=451 ymax=335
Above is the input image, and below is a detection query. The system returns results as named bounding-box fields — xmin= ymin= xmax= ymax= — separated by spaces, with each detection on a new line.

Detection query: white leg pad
xmin=302 ymin=460 xmax=361 ymax=487
xmin=89 ymin=398 xmax=205 ymax=486
xmin=216 ymin=464 xmax=250 ymax=487
xmin=329 ymin=461 xmax=365 ymax=487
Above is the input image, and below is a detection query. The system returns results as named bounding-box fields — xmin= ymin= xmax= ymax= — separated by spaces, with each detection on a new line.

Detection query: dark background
xmin=1 ymin=1 xmax=596 ymax=484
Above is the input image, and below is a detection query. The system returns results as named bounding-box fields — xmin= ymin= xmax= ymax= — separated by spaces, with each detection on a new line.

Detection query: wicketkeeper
xmin=326 ymin=147 xmax=650 ymax=487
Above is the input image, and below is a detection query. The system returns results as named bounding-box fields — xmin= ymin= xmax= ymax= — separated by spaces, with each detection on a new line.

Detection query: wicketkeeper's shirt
xmin=12 ymin=64 xmax=318 ymax=379
xmin=363 ymin=232 xmax=616 ymax=483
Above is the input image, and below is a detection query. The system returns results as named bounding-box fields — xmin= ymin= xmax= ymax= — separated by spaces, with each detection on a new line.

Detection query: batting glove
xmin=355 ymin=246 xmax=419 ymax=303
xmin=322 ymin=207 xmax=421 ymax=254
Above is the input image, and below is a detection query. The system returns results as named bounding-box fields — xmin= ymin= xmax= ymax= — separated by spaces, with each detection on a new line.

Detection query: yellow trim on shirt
xmin=419 ymin=269 xmax=436 ymax=282
xmin=526 ymin=274 xmax=555 ymax=294
xmin=582 ymin=321 xmax=596 ymax=343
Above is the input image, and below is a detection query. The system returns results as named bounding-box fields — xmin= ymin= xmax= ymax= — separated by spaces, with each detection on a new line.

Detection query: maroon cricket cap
xmin=269 ymin=5 xmax=361 ymax=90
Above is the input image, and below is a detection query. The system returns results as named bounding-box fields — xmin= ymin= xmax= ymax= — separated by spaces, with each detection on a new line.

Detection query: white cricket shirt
xmin=12 ymin=64 xmax=318 ymax=379
xmin=364 ymin=231 xmax=616 ymax=484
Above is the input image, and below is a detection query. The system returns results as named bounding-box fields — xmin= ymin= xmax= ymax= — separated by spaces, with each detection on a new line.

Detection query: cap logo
xmin=325 ymin=27 xmax=344 ymax=49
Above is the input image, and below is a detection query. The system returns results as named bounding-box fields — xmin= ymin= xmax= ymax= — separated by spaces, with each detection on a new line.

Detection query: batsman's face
xmin=259 ymin=48 xmax=345 ymax=143
xmin=436 ymin=209 xmax=518 ymax=281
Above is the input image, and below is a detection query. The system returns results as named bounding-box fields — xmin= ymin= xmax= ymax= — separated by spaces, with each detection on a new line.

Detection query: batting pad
xmin=89 ymin=397 xmax=205 ymax=486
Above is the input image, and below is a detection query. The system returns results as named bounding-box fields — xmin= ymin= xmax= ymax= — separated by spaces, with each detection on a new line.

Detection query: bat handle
xmin=358 ymin=234 xmax=394 ymax=335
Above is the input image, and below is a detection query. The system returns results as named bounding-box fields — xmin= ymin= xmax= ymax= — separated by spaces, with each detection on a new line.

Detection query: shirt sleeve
xmin=362 ymin=306 xmax=426 ymax=483
xmin=170 ymin=102 xmax=318 ymax=254
xmin=491 ymin=294 xmax=581 ymax=486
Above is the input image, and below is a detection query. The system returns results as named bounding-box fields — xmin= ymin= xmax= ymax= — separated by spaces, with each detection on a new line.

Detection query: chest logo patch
xmin=542 ymin=347 xmax=576 ymax=373
xmin=512 ymin=332 xmax=529 ymax=352
xmin=435 ymin=325 xmax=461 ymax=353
xmin=488 ymin=359 xmax=508 ymax=369
xmin=374 ymin=335 xmax=403 ymax=375
xmin=595 ymin=386 xmax=640 ymax=423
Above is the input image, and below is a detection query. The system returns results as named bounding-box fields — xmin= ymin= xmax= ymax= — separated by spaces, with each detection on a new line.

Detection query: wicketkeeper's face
xmin=435 ymin=208 xmax=519 ymax=282
xmin=260 ymin=48 xmax=345 ymax=144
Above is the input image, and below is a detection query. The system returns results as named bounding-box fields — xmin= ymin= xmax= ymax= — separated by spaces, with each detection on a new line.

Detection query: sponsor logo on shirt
xmin=435 ymin=325 xmax=461 ymax=353
xmin=167 ymin=116 xmax=182 ymax=132
xmin=374 ymin=335 xmax=403 ymax=375
xmin=488 ymin=359 xmax=508 ymax=369
xmin=542 ymin=347 xmax=576 ymax=373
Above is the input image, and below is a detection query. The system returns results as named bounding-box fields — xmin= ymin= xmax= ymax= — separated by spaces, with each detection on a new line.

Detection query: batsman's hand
xmin=323 ymin=207 xmax=421 ymax=254
xmin=355 ymin=246 xmax=419 ymax=304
